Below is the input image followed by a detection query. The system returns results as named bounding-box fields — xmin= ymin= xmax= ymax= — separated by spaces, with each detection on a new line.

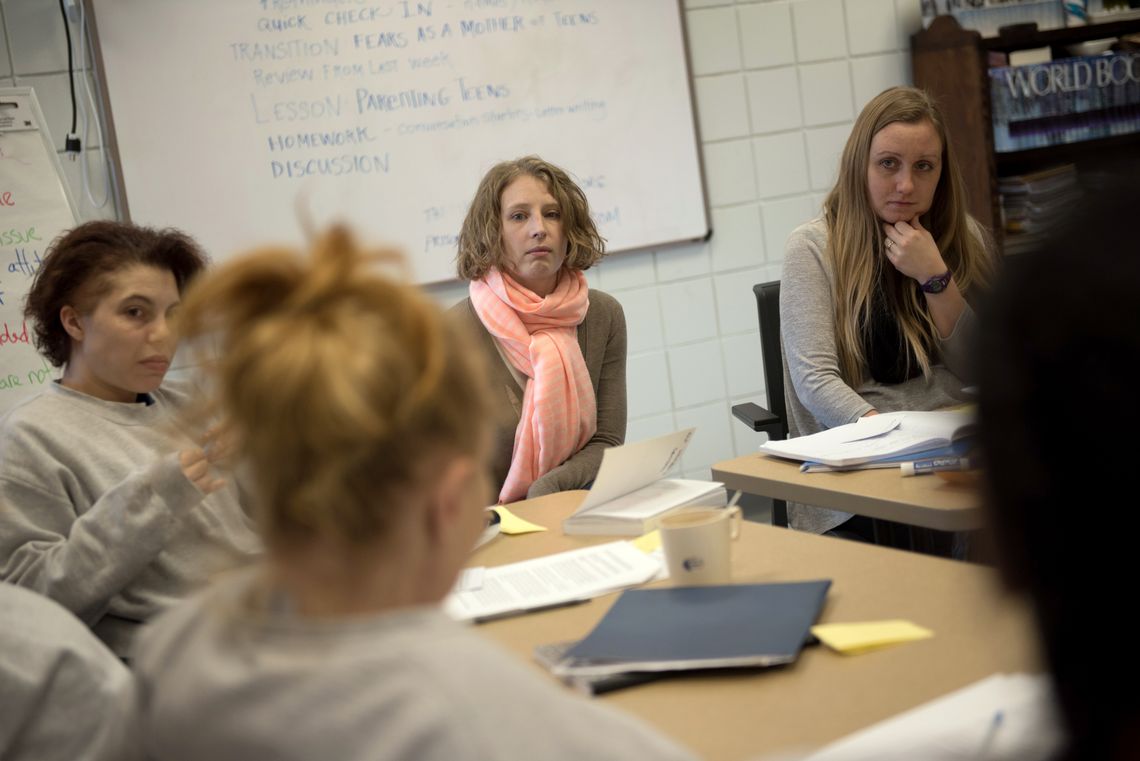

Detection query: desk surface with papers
xmin=470 ymin=491 xmax=1038 ymax=761
xmin=711 ymin=454 xmax=983 ymax=532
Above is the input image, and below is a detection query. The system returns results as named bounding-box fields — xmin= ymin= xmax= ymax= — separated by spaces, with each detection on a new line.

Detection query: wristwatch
xmin=920 ymin=270 xmax=952 ymax=294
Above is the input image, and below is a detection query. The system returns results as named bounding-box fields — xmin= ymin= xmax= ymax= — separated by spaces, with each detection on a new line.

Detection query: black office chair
xmin=730 ymin=281 xmax=789 ymax=528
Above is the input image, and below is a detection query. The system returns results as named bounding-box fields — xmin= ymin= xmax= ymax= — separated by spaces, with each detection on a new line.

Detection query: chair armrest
xmin=731 ymin=402 xmax=783 ymax=436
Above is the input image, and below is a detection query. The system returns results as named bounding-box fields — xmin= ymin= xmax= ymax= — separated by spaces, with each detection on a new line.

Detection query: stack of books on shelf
xmin=999 ymin=163 xmax=1082 ymax=255
xmin=922 ymin=0 xmax=1065 ymax=37
xmin=989 ymin=50 xmax=1140 ymax=152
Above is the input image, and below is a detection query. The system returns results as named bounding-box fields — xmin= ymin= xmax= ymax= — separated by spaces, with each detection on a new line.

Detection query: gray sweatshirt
xmin=0 ymin=581 xmax=140 ymax=761
xmin=0 ymin=381 xmax=261 ymax=657
xmin=135 ymin=568 xmax=697 ymax=761
xmin=781 ymin=218 xmax=976 ymax=533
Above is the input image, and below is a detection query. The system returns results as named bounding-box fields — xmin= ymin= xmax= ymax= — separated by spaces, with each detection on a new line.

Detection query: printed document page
xmin=443 ymin=541 xmax=661 ymax=622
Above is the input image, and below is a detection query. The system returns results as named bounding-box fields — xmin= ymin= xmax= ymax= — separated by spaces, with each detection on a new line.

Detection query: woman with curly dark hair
xmin=0 ymin=220 xmax=259 ymax=659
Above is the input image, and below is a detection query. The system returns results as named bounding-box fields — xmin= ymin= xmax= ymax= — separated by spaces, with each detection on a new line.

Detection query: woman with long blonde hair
xmin=781 ymin=86 xmax=994 ymax=536
xmin=133 ymin=227 xmax=694 ymax=761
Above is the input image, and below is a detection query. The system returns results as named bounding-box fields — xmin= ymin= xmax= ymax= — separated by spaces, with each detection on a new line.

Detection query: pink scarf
xmin=469 ymin=269 xmax=597 ymax=503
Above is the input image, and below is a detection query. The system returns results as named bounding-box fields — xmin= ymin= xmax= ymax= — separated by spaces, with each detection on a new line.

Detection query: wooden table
xmin=471 ymin=491 xmax=1038 ymax=761
xmin=712 ymin=453 xmax=984 ymax=532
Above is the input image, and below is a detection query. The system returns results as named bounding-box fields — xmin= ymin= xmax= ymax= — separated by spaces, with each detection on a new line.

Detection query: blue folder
xmin=558 ymin=580 xmax=831 ymax=676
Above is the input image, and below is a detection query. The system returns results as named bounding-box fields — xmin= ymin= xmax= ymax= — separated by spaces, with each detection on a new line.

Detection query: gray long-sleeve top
xmin=780 ymin=218 xmax=976 ymax=533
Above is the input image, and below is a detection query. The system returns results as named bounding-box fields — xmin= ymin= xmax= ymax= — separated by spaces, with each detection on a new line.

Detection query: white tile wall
xmin=846 ymin=0 xmax=901 ymax=56
xmin=709 ymin=203 xmax=766 ymax=271
xmin=752 ymin=131 xmax=810 ymax=199
xmin=702 ymin=138 xmax=758 ymax=206
xmin=656 ymin=240 xmax=711 ymax=282
xmin=613 ymin=288 xmax=665 ymax=353
xmin=626 ymin=352 xmax=674 ymax=419
xmin=694 ymin=73 xmax=751 ymax=142
xmin=4 ymin=0 xmax=74 ymax=74
xmin=0 ymin=1 xmax=925 ymax=477
xmin=851 ymin=52 xmax=910 ymax=110
xmin=686 ymin=7 xmax=743 ymax=76
xmin=668 ymin=340 xmax=727 ymax=408
xmin=799 ymin=60 xmax=856 ymax=126
xmin=793 ymin=0 xmax=848 ymax=62
xmin=658 ymin=278 xmax=718 ymax=345
xmin=714 ymin=267 xmax=769 ymax=335
xmin=805 ymin=124 xmax=853 ymax=191
xmin=746 ymin=67 xmax=802 ymax=134
xmin=722 ymin=334 xmax=766 ymax=397
xmin=738 ymin=3 xmax=796 ymax=69
xmin=762 ymin=195 xmax=818 ymax=260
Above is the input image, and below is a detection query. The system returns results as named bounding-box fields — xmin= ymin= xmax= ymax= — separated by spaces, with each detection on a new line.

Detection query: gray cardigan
xmin=451 ymin=288 xmax=627 ymax=500
xmin=781 ymin=217 xmax=976 ymax=533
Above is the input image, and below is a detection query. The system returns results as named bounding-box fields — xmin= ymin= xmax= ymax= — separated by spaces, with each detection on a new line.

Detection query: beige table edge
xmin=712 ymin=454 xmax=984 ymax=532
xmin=470 ymin=491 xmax=1038 ymax=761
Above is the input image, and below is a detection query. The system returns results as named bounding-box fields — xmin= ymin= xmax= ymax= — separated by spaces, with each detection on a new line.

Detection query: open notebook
xmin=562 ymin=428 xmax=727 ymax=536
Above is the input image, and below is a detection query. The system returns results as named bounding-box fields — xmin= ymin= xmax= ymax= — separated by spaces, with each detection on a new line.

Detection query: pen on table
xmin=900 ymin=456 xmax=971 ymax=477
xmin=726 ymin=489 xmax=743 ymax=510
xmin=977 ymin=709 xmax=1004 ymax=755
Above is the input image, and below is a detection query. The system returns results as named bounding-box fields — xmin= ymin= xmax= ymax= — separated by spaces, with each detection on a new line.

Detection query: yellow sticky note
xmin=491 ymin=506 xmax=547 ymax=535
xmin=631 ymin=529 xmax=661 ymax=554
xmin=811 ymin=620 xmax=934 ymax=655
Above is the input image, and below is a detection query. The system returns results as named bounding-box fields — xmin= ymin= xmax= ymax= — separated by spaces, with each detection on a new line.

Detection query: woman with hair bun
xmin=133 ymin=226 xmax=695 ymax=761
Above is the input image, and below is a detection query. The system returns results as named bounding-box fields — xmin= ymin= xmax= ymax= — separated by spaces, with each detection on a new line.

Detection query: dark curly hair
xmin=24 ymin=220 xmax=208 ymax=367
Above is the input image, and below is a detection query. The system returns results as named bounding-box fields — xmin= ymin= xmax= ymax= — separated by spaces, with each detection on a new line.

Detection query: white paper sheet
xmin=443 ymin=541 xmax=662 ymax=623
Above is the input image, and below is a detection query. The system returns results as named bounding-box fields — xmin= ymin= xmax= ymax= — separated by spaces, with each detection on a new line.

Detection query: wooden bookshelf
xmin=911 ymin=15 xmax=1140 ymax=251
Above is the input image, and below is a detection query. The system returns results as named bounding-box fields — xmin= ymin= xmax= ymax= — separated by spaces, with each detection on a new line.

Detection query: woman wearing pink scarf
xmin=453 ymin=156 xmax=626 ymax=504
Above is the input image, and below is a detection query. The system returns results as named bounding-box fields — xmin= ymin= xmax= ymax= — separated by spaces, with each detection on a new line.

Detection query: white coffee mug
xmin=659 ymin=505 xmax=742 ymax=586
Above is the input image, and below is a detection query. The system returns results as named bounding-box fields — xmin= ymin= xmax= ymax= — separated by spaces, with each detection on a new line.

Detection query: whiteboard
xmin=87 ymin=0 xmax=709 ymax=283
xmin=0 ymin=89 xmax=75 ymax=416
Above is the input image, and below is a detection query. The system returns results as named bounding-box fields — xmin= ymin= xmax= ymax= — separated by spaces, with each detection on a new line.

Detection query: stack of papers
xmin=443 ymin=541 xmax=660 ymax=623
xmin=759 ymin=410 xmax=976 ymax=470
